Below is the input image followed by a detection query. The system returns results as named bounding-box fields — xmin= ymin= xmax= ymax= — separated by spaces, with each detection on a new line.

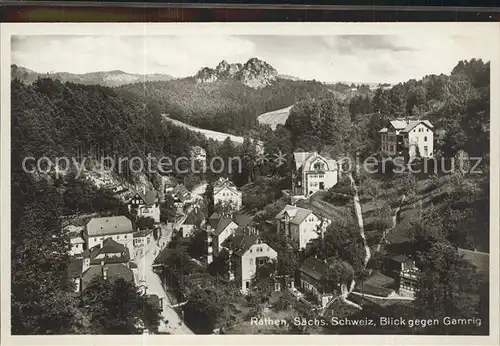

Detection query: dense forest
xmin=279 ymin=58 xmax=490 ymax=160
xmin=11 ymin=78 xmax=218 ymax=182
xmin=117 ymin=77 xmax=370 ymax=135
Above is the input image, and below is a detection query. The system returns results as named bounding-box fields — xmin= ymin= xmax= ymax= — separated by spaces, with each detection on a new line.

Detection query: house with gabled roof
xmin=222 ymin=230 xmax=278 ymax=294
xmin=299 ymin=257 xmax=340 ymax=307
xmin=191 ymin=145 xmax=206 ymax=165
xmin=177 ymin=205 xmax=206 ymax=237
xmin=275 ymin=205 xmax=331 ymax=250
xmin=127 ymin=188 xmax=161 ymax=223
xmin=84 ymin=215 xmax=135 ymax=256
xmin=213 ymin=178 xmax=242 ymax=211
xmin=379 ymin=118 xmax=434 ymax=159
xmin=71 ymin=238 xmax=136 ymax=293
xmin=81 ymin=263 xmax=135 ymax=291
xmin=292 ymin=151 xmax=338 ymax=198
xmin=206 ymin=212 xmax=238 ymax=256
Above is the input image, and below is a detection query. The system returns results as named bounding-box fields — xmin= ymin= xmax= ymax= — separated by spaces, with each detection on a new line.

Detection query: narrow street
xmin=135 ymin=224 xmax=194 ymax=334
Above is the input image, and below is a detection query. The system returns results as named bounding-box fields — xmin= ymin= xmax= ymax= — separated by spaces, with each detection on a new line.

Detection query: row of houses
xmin=66 ymin=188 xmax=162 ymax=295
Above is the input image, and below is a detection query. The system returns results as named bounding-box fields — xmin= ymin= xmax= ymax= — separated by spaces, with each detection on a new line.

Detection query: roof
xmin=389 ymin=119 xmax=410 ymax=130
xmin=401 ymin=120 xmax=433 ymax=133
xmin=213 ymin=218 xmax=234 ymax=236
xmin=86 ymin=216 xmax=133 ymax=237
xmin=458 ymin=248 xmax=489 ymax=275
xmin=64 ymin=225 xmax=84 ymax=235
xmin=383 ymin=119 xmax=434 ymax=133
xmin=128 ymin=189 xmax=158 ymax=205
xmin=133 ymin=229 xmax=153 ymax=238
xmin=191 ymin=146 xmax=206 ymax=155
xmin=70 ymin=236 xmax=85 ymax=244
xmin=153 ymin=247 xmax=182 ymax=265
xmin=173 ymin=184 xmax=191 ymax=202
xmin=222 ymin=232 xmax=260 ymax=256
xmin=275 ymin=205 xmax=312 ymax=225
xmin=138 ymin=189 xmax=159 ymax=205
xmin=233 ymin=213 xmax=255 ymax=228
xmin=294 ymin=151 xmax=337 ymax=172
xmin=208 ymin=212 xmax=222 ymax=229
xmin=389 ymin=254 xmax=409 ymax=263
xmin=88 ymin=238 xmax=130 ymax=265
xmin=213 ymin=178 xmax=239 ymax=196
xmin=300 ymin=257 xmax=328 ymax=281
xmin=82 ymin=263 xmax=134 ymax=289
xmin=293 ymin=151 xmax=309 ymax=170
xmin=183 ymin=208 xmax=205 ymax=227
xmin=68 ymin=258 xmax=83 ymax=278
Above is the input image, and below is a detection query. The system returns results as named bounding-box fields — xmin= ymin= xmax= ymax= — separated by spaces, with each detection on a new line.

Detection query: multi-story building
xmin=190 ymin=146 xmax=207 ymax=165
xmin=84 ymin=216 xmax=135 ymax=256
xmin=379 ymin=119 xmax=434 ymax=159
xmin=292 ymin=151 xmax=338 ymax=198
xmin=127 ymin=189 xmax=161 ymax=223
xmin=213 ymin=178 xmax=242 ymax=211
xmin=222 ymin=230 xmax=278 ymax=294
xmin=384 ymin=254 xmax=419 ymax=297
xmin=206 ymin=212 xmax=239 ymax=258
xmin=275 ymin=205 xmax=331 ymax=250
xmin=299 ymin=257 xmax=335 ymax=307
xmin=69 ymin=238 xmax=136 ymax=293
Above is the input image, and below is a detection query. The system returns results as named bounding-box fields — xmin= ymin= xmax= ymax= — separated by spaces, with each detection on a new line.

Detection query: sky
xmin=11 ymin=34 xmax=493 ymax=84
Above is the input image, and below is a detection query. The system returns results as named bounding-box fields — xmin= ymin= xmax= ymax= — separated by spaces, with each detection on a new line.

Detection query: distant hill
xmin=257 ymin=106 xmax=293 ymax=130
xmin=115 ymin=58 xmax=374 ymax=135
xmin=11 ymin=64 xmax=174 ymax=87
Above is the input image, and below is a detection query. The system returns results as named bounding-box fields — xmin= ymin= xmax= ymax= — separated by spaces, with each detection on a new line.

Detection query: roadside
xmin=135 ymin=224 xmax=194 ymax=335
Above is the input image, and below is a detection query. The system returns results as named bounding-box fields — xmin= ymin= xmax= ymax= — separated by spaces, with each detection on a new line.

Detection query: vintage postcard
xmin=1 ymin=22 xmax=498 ymax=345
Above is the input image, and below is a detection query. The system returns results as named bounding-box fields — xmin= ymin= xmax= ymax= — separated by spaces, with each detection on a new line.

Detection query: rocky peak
xmin=195 ymin=58 xmax=277 ymax=88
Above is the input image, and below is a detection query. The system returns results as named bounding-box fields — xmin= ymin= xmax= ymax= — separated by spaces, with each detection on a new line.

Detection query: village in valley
xmin=10 ymin=34 xmax=491 ymax=336
xmin=61 ymin=114 xmax=489 ymax=334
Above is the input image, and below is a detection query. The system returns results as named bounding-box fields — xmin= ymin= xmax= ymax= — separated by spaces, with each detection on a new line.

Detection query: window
xmin=424 ymin=136 xmax=427 ymax=142
xmin=313 ymin=162 xmax=324 ymax=171
xmin=424 ymin=146 xmax=428 ymax=156
xmin=319 ymin=182 xmax=325 ymax=190
xmin=246 ymin=282 xmax=250 ymax=289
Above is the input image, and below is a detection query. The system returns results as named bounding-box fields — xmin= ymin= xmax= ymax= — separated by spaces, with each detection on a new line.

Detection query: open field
xmin=163 ymin=115 xmax=245 ymax=144
xmin=257 ymin=106 xmax=293 ymax=130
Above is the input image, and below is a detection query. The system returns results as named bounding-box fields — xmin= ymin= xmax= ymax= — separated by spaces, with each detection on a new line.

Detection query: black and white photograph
xmin=1 ymin=23 xmax=498 ymax=343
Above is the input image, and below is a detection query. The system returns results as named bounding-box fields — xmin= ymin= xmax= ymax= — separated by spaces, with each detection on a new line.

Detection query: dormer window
xmin=313 ymin=162 xmax=325 ymax=171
